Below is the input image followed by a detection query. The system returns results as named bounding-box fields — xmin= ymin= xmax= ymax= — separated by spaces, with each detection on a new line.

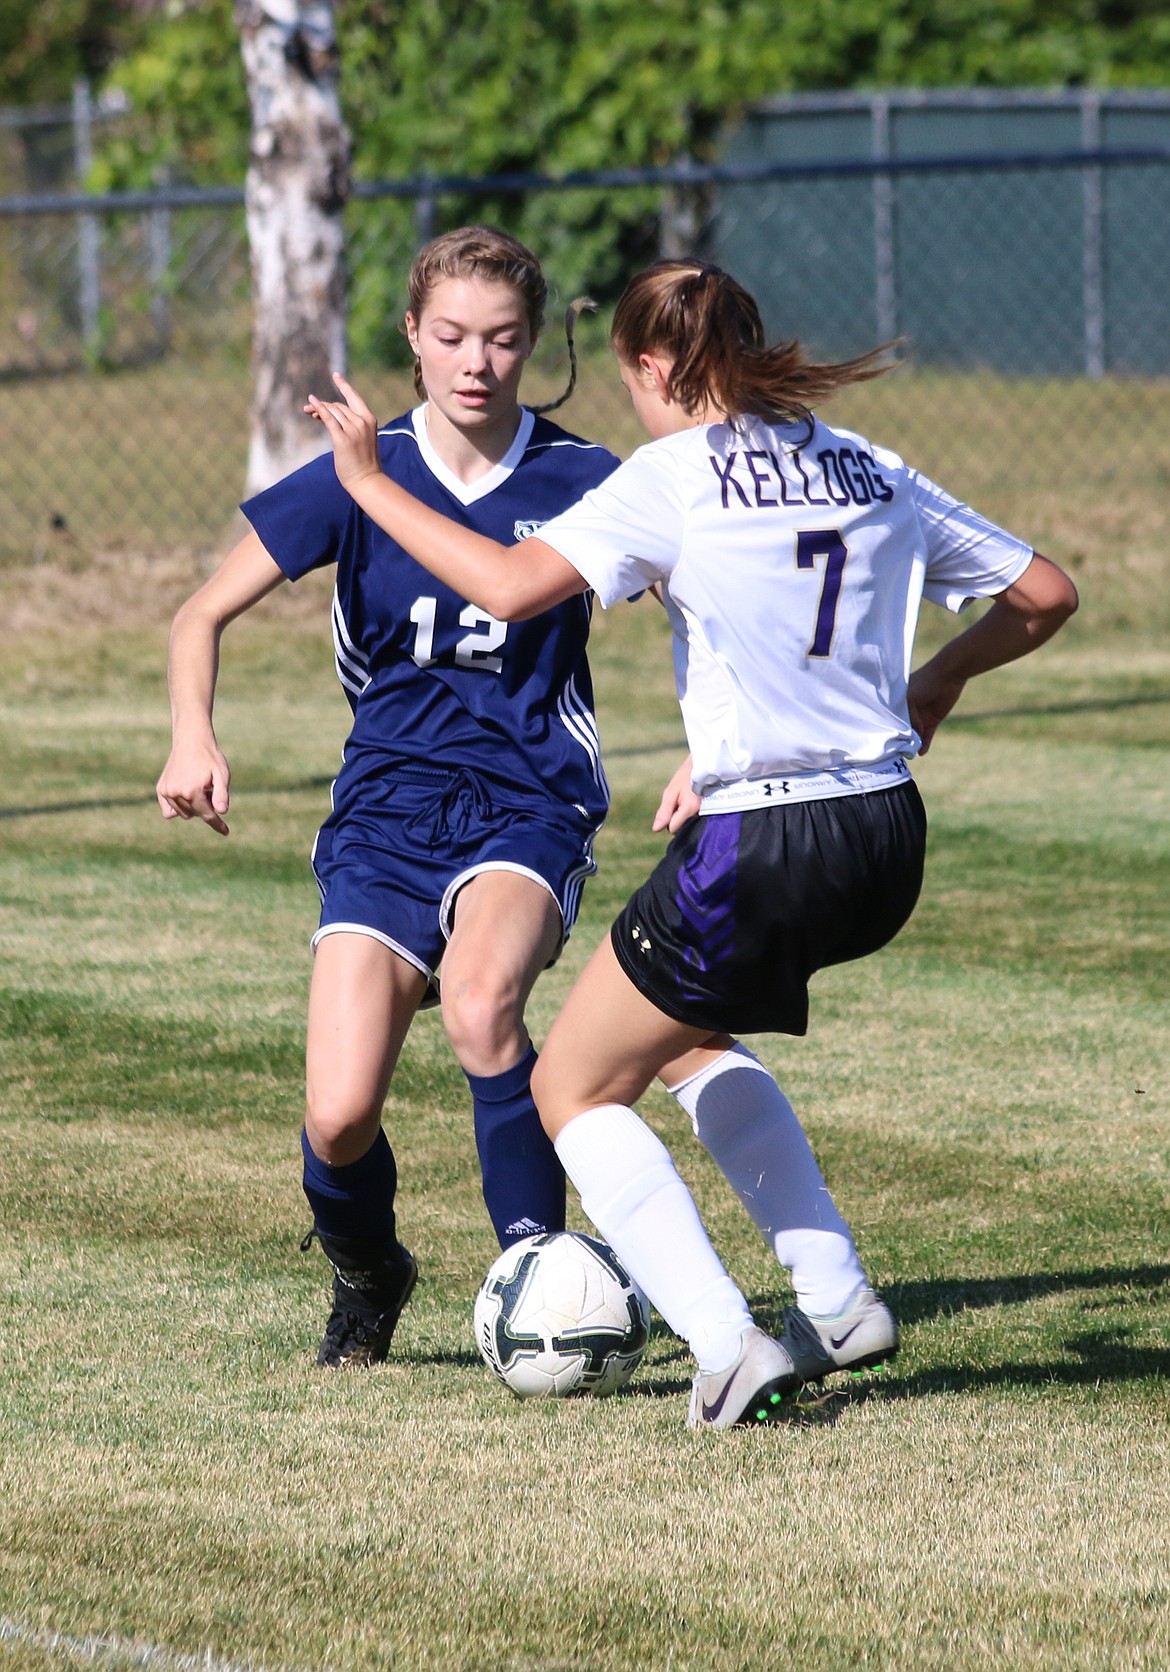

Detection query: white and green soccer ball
xmin=474 ymin=1231 xmax=650 ymax=1399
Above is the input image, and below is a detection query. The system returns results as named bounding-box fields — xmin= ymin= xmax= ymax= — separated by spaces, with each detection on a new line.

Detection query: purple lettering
xmin=860 ymin=451 xmax=894 ymax=502
xmin=744 ymin=450 xmax=779 ymax=507
xmin=837 ymin=448 xmax=872 ymax=504
xmin=817 ymin=450 xmax=852 ymax=507
xmin=768 ymin=449 xmax=807 ymax=507
xmin=709 ymin=452 xmax=751 ymax=508
xmin=792 ymin=450 xmax=830 ymax=506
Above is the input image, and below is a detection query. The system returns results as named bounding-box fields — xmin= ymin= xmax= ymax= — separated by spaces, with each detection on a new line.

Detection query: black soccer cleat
xmin=302 ymin=1228 xmax=418 ymax=1369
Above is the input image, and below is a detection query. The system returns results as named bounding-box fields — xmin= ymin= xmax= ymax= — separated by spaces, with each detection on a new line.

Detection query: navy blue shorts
xmin=610 ymin=781 xmax=927 ymax=1037
xmin=311 ymin=763 xmax=598 ymax=983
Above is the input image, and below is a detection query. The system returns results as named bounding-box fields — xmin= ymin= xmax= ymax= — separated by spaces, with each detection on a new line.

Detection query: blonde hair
xmin=611 ymin=260 xmax=895 ymax=428
xmin=406 ymin=225 xmax=591 ymax=414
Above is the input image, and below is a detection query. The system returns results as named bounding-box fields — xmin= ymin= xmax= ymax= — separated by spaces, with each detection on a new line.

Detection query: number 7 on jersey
xmin=795 ymin=529 xmax=848 ymax=658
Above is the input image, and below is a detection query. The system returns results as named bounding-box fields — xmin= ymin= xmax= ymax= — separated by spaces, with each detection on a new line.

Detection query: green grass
xmin=1 ymin=563 xmax=1169 ymax=1670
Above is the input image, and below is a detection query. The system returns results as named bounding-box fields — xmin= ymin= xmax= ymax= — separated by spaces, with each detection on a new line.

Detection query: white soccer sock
xmin=669 ymin=1043 xmax=867 ymax=1318
xmin=553 ymin=1103 xmax=753 ymax=1373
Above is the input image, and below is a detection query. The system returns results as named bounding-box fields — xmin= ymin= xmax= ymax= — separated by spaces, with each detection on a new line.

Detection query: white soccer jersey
xmin=536 ymin=413 xmax=1034 ymax=790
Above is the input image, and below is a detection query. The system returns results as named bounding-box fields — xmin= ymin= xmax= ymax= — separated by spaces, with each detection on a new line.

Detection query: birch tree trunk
xmin=236 ymin=0 xmax=349 ymax=497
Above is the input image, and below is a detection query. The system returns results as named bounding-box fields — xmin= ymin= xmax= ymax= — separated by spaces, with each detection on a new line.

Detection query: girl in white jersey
xmin=306 ymin=259 xmax=1078 ymax=1426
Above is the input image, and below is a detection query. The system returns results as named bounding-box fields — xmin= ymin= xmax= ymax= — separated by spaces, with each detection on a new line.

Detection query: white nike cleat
xmin=687 ymin=1327 xmax=801 ymax=1429
xmin=778 ymin=1286 xmax=899 ymax=1384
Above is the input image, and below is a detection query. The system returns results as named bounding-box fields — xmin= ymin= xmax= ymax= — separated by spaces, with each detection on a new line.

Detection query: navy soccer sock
xmin=467 ymin=1044 xmax=566 ymax=1247
xmin=301 ymin=1126 xmax=400 ymax=1245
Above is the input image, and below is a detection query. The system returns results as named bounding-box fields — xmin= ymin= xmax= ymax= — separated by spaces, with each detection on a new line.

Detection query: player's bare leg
xmin=439 ymin=870 xmax=562 ymax=1075
xmin=302 ymin=932 xmax=428 ymax=1366
xmin=535 ymin=933 xmax=716 ymax=1128
xmin=442 ymin=871 xmax=567 ymax=1243
xmin=306 ymin=930 xmax=427 ymax=1162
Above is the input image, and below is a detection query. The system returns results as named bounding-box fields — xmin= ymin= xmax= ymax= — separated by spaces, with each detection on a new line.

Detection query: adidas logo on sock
xmin=504 ymin=1217 xmax=546 ymax=1237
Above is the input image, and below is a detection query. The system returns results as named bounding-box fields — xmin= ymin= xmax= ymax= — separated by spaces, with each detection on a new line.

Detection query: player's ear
xmin=404 ymin=311 xmax=420 ymax=355
xmin=639 ymin=353 xmax=673 ymax=401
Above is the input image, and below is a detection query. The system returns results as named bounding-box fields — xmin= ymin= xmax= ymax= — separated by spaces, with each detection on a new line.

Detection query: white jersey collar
xmin=409 ymin=404 xmax=534 ymax=505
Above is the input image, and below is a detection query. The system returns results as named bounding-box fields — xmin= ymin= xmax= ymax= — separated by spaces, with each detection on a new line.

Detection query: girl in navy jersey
xmin=308 ymin=258 xmax=1078 ymax=1424
xmin=158 ymin=227 xmax=624 ymax=1368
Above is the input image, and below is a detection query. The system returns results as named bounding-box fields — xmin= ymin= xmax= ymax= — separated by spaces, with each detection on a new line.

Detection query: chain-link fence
xmin=1 ymin=141 xmax=1169 ymax=586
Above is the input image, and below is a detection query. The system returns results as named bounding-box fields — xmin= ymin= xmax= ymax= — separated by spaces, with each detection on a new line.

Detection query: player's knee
xmin=441 ymin=976 xmax=524 ymax=1074
xmin=304 ymin=1083 xmax=383 ymax=1163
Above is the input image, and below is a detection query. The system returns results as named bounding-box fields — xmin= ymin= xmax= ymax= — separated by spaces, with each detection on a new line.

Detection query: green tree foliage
xmin=12 ymin=0 xmax=1170 ymax=183
xmin=8 ymin=1 xmax=1168 ymax=354
xmin=339 ymin=0 xmax=799 ymax=318
xmin=0 ymin=0 xmax=146 ymax=104
xmin=88 ymin=0 xmax=250 ymax=191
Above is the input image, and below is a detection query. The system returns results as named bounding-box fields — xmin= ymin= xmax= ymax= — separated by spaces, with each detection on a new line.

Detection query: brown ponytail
xmin=530 ymin=296 xmax=596 ymax=415
xmin=611 ymin=260 xmax=896 ymax=428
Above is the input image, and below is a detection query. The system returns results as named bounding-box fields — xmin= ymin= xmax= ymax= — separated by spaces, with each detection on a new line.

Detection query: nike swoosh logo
xmin=829 ymin=1323 xmax=862 ymax=1351
xmin=700 ymin=1377 xmax=740 ymax=1423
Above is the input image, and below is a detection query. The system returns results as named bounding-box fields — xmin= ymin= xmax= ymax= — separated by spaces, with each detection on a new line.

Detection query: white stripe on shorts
xmin=310 ymin=921 xmax=435 ymax=981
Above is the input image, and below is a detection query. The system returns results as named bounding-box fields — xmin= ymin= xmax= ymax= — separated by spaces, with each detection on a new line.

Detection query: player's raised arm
xmin=305 ymin=374 xmax=587 ymax=621
xmin=908 ymin=552 xmax=1079 ymax=753
xmin=157 ymin=530 xmax=287 ymax=834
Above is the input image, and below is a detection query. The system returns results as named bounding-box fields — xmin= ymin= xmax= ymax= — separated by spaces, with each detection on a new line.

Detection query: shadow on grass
xmin=774 ymin=1265 xmax=1170 ymax=1402
xmin=880 ymin=1263 xmax=1170 ymax=1326
xmin=859 ymin=1330 xmax=1170 ymax=1401
xmin=737 ymin=1265 xmax=1170 ymax=1342
xmin=413 ymin=1265 xmax=1170 ymax=1386
xmin=0 ymin=778 xmax=336 ymax=821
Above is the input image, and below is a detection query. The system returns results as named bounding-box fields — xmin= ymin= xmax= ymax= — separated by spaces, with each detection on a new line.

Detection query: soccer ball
xmin=474 ymin=1231 xmax=650 ymax=1399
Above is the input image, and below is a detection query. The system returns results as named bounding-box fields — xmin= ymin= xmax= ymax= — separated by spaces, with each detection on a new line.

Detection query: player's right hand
xmin=304 ymin=373 xmax=383 ymax=497
xmin=156 ymin=742 xmax=231 ymax=836
xmin=653 ymin=754 xmax=700 ymax=833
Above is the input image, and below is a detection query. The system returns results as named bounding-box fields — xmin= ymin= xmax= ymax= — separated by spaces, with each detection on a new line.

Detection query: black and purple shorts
xmin=610 ymin=781 xmax=927 ymax=1037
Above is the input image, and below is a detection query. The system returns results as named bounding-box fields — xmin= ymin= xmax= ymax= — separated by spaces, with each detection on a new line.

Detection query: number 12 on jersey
xmin=795 ymin=529 xmax=848 ymax=658
xmin=408 ymin=594 xmax=507 ymax=672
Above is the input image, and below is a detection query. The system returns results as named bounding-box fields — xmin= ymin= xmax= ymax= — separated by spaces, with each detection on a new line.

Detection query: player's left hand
xmin=907 ymin=665 xmax=966 ymax=755
xmin=305 ymin=373 xmax=383 ymax=494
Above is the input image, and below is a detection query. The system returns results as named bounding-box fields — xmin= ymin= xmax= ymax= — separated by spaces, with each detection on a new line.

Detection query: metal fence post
xmin=660 ymin=151 xmax=704 ymax=258
xmin=72 ymin=78 xmax=101 ymax=354
xmin=149 ymin=165 xmax=172 ymax=350
xmin=871 ymin=95 xmax=898 ymax=345
xmin=1081 ymin=91 xmax=1105 ymax=379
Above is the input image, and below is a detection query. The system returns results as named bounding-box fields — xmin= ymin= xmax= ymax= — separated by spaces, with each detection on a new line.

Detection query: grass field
xmin=0 ymin=508 xmax=1168 ymax=1669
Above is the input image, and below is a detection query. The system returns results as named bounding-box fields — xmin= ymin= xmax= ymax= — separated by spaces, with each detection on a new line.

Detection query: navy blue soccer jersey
xmin=242 ymin=407 xmax=619 ymax=830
